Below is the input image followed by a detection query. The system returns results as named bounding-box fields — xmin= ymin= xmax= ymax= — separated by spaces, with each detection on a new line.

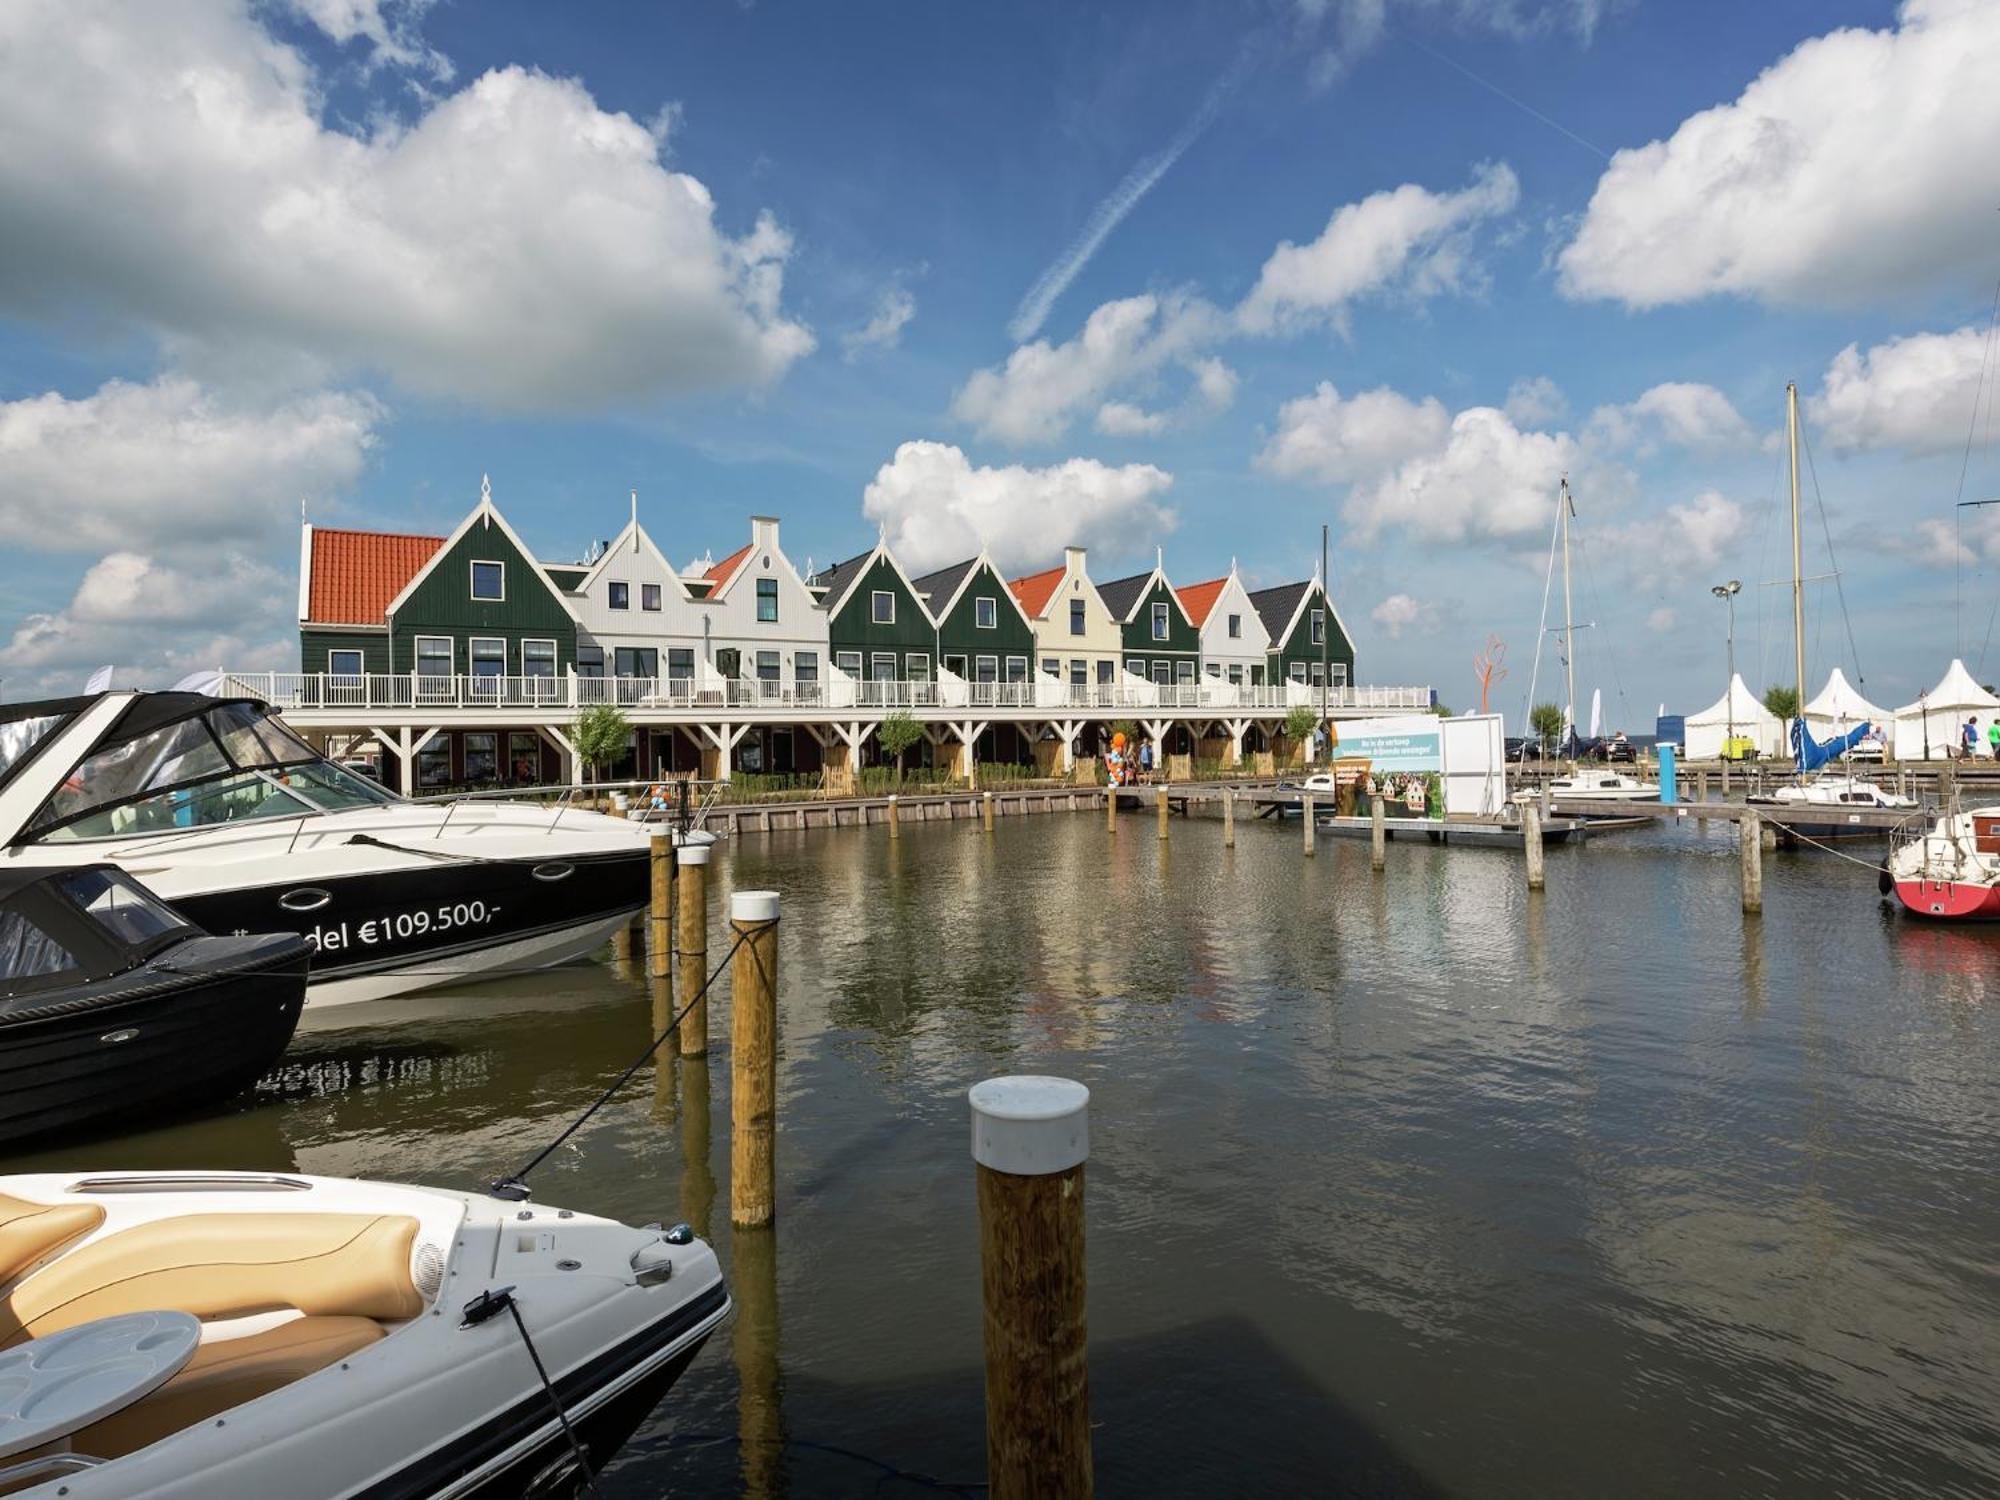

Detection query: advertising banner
xmin=1327 ymin=715 xmax=1443 ymax=773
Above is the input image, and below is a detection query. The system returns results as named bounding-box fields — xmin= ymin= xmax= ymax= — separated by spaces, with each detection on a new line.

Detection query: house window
xmin=906 ymin=654 xmax=932 ymax=681
xmin=1228 ymin=665 xmax=1243 ymax=686
xmin=869 ymin=653 xmax=897 ymax=681
xmin=463 ymin=732 xmax=498 ymax=782
xmin=1151 ymin=663 xmax=1171 ymax=685
xmin=1151 ymin=602 xmax=1169 ymax=641
xmin=1227 ymin=613 xmax=1241 ymax=639
xmin=508 ymin=732 xmax=540 ymax=782
xmin=328 ymin=649 xmax=363 ymax=678
xmin=521 ymin=639 xmax=556 ymax=678
xmin=715 ymin=648 xmax=740 ymax=679
xmin=416 ymin=738 xmax=452 ymax=789
xmin=943 ymin=654 xmax=967 ymax=677
xmin=757 ymin=577 xmax=779 ymax=623
xmin=1331 ymin=662 xmax=1349 ymax=688
xmin=1289 ymin=662 xmax=1308 ymax=683
xmin=470 ymin=561 xmax=504 ymax=601
xmin=1070 ymin=659 xmax=1087 ymax=687
xmin=1042 ymin=657 xmax=1060 ymax=677
xmin=577 ymin=645 xmax=605 ymax=678
xmin=795 ymin=651 xmax=818 ymax=684
xmin=608 ymin=581 xmax=630 ymax=610
xmin=642 ymin=583 xmax=662 ymax=611
xmin=1205 ymin=663 xmax=1221 ymax=678
xmin=615 ymin=647 xmax=657 ymax=679
xmin=1311 ymin=608 xmax=1326 ymax=646
xmin=415 ymin=637 xmax=452 ymax=677
xmin=1310 ymin=663 xmax=1325 ymax=686
xmin=1096 ymin=661 xmax=1114 ymax=685
xmin=756 ymin=650 xmax=781 ymax=682
xmin=871 ymin=590 xmax=895 ymax=625
xmin=976 ymin=597 xmax=997 ymax=629
xmin=835 ymin=651 xmax=862 ymax=677
xmin=1005 ymin=656 xmax=1028 ymax=682
xmin=1070 ymin=599 xmax=1085 ymax=636
xmin=1125 ymin=657 xmax=1143 ymax=675
xmin=1251 ymin=665 xmax=1265 ymax=686
xmin=974 ymin=655 xmax=998 ymax=683
xmin=667 ymin=648 xmax=694 ymax=681
xmin=1176 ymin=661 xmax=1195 ymax=684
xmin=469 ymin=639 xmax=506 ymax=678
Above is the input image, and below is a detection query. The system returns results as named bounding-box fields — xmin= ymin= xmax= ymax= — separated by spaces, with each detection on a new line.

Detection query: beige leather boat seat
xmin=0 ymin=1211 xmax=423 ymax=1347
xmin=0 ymin=1194 xmax=105 ymax=1285
xmin=71 ymin=1314 xmax=386 ymax=1460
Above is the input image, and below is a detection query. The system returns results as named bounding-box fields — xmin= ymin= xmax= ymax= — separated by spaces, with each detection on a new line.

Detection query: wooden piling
xmin=1106 ymin=784 xmax=1117 ymax=833
xmin=1523 ymin=804 xmax=1545 ymax=890
xmin=971 ymin=1076 xmax=1092 ymax=1500
xmin=676 ymin=844 xmax=710 ymax=1058
xmin=648 ymin=832 xmax=672 ymax=980
xmin=730 ymin=890 xmax=781 ymax=1229
xmin=1371 ymin=794 xmax=1386 ymax=872
xmin=1223 ymin=787 xmax=1235 ymax=848
xmin=984 ymin=791 xmax=996 ymax=834
xmin=1157 ymin=784 xmax=1170 ymax=841
xmin=1302 ymin=794 xmax=1315 ymax=856
xmin=1740 ymin=811 xmax=1763 ymax=914
xmin=888 ymin=794 xmax=900 ymax=839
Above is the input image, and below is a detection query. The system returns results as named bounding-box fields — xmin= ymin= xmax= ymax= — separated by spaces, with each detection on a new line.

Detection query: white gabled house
xmin=1177 ymin=562 xmax=1270 ymax=695
xmin=691 ymin=516 xmax=829 ymax=703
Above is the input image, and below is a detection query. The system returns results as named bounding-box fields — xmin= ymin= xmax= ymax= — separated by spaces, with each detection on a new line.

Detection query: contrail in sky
xmin=1008 ymin=43 xmax=1260 ymax=345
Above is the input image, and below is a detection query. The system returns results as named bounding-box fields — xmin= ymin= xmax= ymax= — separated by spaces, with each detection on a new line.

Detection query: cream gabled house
xmin=1008 ymin=546 xmax=1123 ymax=700
xmin=688 ymin=516 xmax=828 ymax=702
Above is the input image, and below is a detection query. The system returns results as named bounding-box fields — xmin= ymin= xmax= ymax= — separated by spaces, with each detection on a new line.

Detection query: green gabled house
xmin=912 ymin=550 xmax=1035 ymax=687
xmin=808 ymin=540 xmax=937 ymax=687
xmin=1097 ymin=558 xmax=1199 ymax=686
xmin=1248 ymin=574 xmax=1355 ymax=690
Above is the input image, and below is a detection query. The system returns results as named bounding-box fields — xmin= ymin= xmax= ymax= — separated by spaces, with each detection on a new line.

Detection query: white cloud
xmin=1190 ymin=357 xmax=1239 ymax=412
xmin=1588 ymin=382 xmax=1754 ymax=452
xmin=1503 ymin=375 xmax=1566 ymax=426
xmin=1647 ymin=607 xmax=1677 ymax=633
xmin=1095 ymin=402 xmax=1168 ymax=437
xmin=1347 ymin=406 xmax=1577 ymax=544
xmin=1654 ymin=489 xmax=1745 ymax=571
xmin=1257 ymin=382 xmax=1451 ymax=486
xmin=284 ymin=0 xmax=450 ymax=79
xmin=0 ymin=376 xmax=380 ymax=554
xmin=1236 ymin=162 xmax=1519 ymax=333
xmin=1808 ymin=325 xmax=1994 ymax=454
xmin=0 ymin=0 xmax=812 ymax=408
xmin=1299 ymin=1 xmax=1609 ymax=93
xmin=842 ymin=287 xmax=917 ymax=361
xmin=1558 ymin=0 xmax=2000 ymax=308
xmin=1370 ymin=592 xmax=1439 ymax=639
xmin=861 ymin=441 xmax=1176 ymax=574
xmin=1898 ymin=510 xmax=2000 ymax=570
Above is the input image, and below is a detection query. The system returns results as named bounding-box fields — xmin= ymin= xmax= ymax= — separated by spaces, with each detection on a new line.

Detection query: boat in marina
xmin=0 ymin=1170 xmax=728 ymax=1497
xmin=1513 ymin=770 xmax=1659 ymax=804
xmin=0 ymin=692 xmax=713 ymax=1007
xmin=0 ymin=865 xmax=306 ymax=1145
xmin=1883 ymin=804 xmax=2000 ymax=920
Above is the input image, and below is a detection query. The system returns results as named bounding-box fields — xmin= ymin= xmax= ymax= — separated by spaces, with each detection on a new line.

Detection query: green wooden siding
xmin=827 ymin=556 xmax=935 ymax=677
xmin=933 ymin=563 xmax=1034 ymax=675
xmin=387 ymin=515 xmax=576 ymax=674
xmin=1119 ymin=578 xmax=1198 ymax=661
xmin=1268 ymin=589 xmax=1356 ymax=683
xmin=301 ymin=628 xmax=391 ymax=675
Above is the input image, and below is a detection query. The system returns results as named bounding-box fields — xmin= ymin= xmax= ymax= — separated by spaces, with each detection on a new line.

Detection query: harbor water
xmin=16 ymin=812 xmax=2000 ymax=1496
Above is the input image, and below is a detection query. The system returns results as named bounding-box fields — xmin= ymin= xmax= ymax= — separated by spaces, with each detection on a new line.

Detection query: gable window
xmin=1227 ymin=613 xmax=1241 ymax=639
xmin=521 ymin=639 xmax=557 ymax=678
xmin=470 ymin=560 xmax=504 ymax=601
xmin=415 ymin=637 xmax=452 ymax=678
xmin=608 ymin=581 xmax=630 ymax=610
xmin=757 ymin=577 xmax=779 ymax=623
xmin=1070 ymin=599 xmax=1086 ymax=636
xmin=1311 ymin=608 xmax=1326 ymax=646
xmin=328 ymin=649 xmax=364 ymax=678
xmin=1151 ymin=601 xmax=1169 ymax=641
xmin=871 ymin=590 xmax=895 ymax=625
xmin=469 ymin=638 xmax=506 ymax=678
xmin=641 ymin=583 xmax=662 ymax=611
xmin=975 ymin=597 xmax=997 ymax=630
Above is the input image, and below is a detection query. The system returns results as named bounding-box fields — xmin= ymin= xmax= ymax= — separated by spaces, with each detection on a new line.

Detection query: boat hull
xmin=0 ymin=937 xmax=305 ymax=1145
xmin=1892 ymin=877 xmax=2000 ymax=921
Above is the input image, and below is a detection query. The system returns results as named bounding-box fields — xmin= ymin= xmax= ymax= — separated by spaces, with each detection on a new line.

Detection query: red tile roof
xmin=1176 ymin=577 xmax=1228 ymax=628
xmin=706 ymin=541 xmax=753 ymax=593
xmin=308 ymin=527 xmax=443 ymax=624
xmin=1009 ymin=564 xmax=1065 ymax=618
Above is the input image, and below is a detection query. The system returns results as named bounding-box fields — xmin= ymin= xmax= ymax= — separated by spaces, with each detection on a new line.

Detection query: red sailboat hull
xmin=1893 ymin=877 xmax=2000 ymax=921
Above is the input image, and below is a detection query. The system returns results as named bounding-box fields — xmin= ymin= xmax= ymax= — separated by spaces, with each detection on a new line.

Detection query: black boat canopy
xmin=0 ymin=865 xmax=195 ymax=1000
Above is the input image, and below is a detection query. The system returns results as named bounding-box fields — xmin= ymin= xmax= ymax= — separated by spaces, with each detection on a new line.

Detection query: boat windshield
xmin=26 ymin=699 xmax=397 ymax=843
xmin=0 ymin=712 xmax=70 ymax=789
xmin=56 ymin=868 xmax=189 ymax=947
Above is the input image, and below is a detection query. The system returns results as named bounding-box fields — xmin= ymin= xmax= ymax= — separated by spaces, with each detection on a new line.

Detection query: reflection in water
xmin=733 ymin=1227 xmax=785 ymax=1500
xmin=679 ymin=1057 xmax=716 ymax=1244
xmin=650 ymin=977 xmax=679 ymax=1127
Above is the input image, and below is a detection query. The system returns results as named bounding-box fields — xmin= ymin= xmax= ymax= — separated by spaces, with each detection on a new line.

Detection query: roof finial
xmin=1156 ymin=545 xmax=1163 ymax=572
xmin=480 ymin=473 xmax=492 ymax=505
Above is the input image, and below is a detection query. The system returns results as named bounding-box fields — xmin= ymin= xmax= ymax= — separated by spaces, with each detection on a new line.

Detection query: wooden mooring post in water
xmin=1523 ymin=804 xmax=1545 ymax=890
xmin=1740 ymin=810 xmax=1763 ymax=914
xmin=1223 ymin=787 xmax=1235 ymax=848
xmin=1157 ymin=784 xmax=1170 ymax=841
xmin=730 ymin=890 xmax=781 ymax=1228
xmin=1371 ymin=795 xmax=1386 ymax=872
xmin=648 ymin=832 xmax=672 ymax=980
xmin=1106 ymin=785 xmax=1117 ymax=833
xmin=984 ymin=790 xmax=996 ymax=834
xmin=970 ymin=1075 xmax=1092 ymax=1500
xmin=676 ymin=844 xmax=710 ymax=1057
xmin=887 ymin=794 xmax=900 ymax=839
xmin=1302 ymin=794 xmax=1316 ymax=856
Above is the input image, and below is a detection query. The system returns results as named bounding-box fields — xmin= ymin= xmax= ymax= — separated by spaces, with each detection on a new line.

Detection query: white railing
xmin=223 ymin=671 xmax=1431 ymax=716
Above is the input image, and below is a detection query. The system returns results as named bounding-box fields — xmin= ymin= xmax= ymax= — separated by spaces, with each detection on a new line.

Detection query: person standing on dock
xmin=1988 ymin=720 xmax=1999 ymax=760
xmin=1964 ymin=717 xmax=1981 ymax=759
xmin=1138 ymin=739 xmax=1153 ymax=783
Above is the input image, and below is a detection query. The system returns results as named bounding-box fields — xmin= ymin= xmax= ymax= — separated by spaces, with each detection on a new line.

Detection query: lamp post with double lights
xmin=1711 ymin=579 xmax=1742 ymax=764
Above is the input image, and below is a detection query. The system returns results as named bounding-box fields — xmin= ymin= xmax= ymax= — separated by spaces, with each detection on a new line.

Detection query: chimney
xmin=1064 ymin=545 xmax=1086 ymax=574
xmin=751 ymin=516 xmax=779 ymax=552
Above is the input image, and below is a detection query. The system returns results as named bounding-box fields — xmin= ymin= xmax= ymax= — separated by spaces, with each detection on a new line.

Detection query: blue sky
xmin=3 ymin=0 xmax=1999 ymax=726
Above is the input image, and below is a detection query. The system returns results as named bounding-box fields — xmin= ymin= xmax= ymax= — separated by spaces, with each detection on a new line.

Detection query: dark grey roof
xmin=1095 ymin=571 xmax=1153 ymax=622
xmin=542 ymin=565 xmax=587 ymax=592
xmin=807 ymin=552 xmax=872 ymax=606
xmin=910 ymin=558 xmax=976 ymax=611
xmin=1247 ymin=580 xmax=1315 ymax=643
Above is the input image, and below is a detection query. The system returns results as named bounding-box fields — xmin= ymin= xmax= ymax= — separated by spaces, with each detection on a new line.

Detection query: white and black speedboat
xmin=1511 ymin=770 xmax=1659 ymax=804
xmin=0 ymin=865 xmax=306 ymax=1144
xmin=0 ymin=692 xmax=712 ymax=1007
xmin=1747 ymin=773 xmax=1917 ymax=840
xmin=0 ymin=1170 xmax=728 ymax=1497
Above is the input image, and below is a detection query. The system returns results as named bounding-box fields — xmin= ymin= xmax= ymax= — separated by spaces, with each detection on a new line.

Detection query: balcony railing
xmin=221 ymin=671 xmax=1432 ymax=716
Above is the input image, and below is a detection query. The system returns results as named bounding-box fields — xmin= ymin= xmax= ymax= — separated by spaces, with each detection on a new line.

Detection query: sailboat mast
xmin=1787 ymin=382 xmax=1806 ymax=706
xmin=1560 ymin=476 xmax=1576 ymax=753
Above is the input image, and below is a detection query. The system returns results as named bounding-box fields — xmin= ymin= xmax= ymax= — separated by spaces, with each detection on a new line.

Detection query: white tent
xmin=1803 ymin=667 xmax=1885 ymax=732
xmin=1684 ymin=673 xmax=1785 ymax=760
xmin=1893 ymin=659 xmax=2000 ymax=760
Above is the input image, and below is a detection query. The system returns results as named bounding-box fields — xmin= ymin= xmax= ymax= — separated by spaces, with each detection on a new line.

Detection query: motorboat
xmin=0 ymin=1170 xmax=728 ymax=1497
xmin=1747 ymin=773 xmax=1916 ymax=839
xmin=1512 ymin=771 xmax=1659 ymax=803
xmin=1883 ymin=805 xmax=2000 ymax=920
xmin=0 ymin=865 xmax=305 ymax=1145
xmin=0 ymin=692 xmax=714 ymax=1007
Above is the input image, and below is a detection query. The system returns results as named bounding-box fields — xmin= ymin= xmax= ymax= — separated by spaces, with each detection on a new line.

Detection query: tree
xmin=1529 ymin=702 xmax=1563 ymax=750
xmin=1109 ymin=718 xmax=1140 ymax=746
xmin=1432 ymin=703 xmax=1455 ymax=718
xmin=571 ymin=704 xmax=630 ymax=784
xmin=1283 ymin=704 xmax=1320 ymax=763
xmin=876 ymin=711 xmax=924 ymax=779
xmin=1762 ymin=685 xmax=1801 ymax=721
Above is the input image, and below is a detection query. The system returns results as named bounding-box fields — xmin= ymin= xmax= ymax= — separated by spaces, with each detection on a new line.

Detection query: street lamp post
xmin=1711 ymin=580 xmax=1741 ymax=767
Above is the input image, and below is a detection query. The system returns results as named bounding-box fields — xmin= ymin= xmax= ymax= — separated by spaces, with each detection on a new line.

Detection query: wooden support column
xmin=1523 ymin=804 xmax=1545 ymax=890
xmin=730 ymin=890 xmax=781 ymax=1229
xmin=676 ymin=844 xmax=710 ymax=1057
xmin=971 ymin=1076 xmax=1092 ymax=1500
xmin=1302 ymin=794 xmax=1316 ymax=856
xmin=1371 ymin=793 xmax=1386 ymax=872
xmin=1740 ymin=811 xmax=1763 ymax=914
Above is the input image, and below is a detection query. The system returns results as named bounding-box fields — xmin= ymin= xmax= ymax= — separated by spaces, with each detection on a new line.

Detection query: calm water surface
xmin=18 ymin=812 xmax=2000 ymax=1496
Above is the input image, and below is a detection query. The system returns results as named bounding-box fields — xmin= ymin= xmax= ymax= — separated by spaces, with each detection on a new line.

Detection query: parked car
xmin=1505 ymin=737 xmax=1544 ymax=762
xmin=1605 ymin=734 xmax=1636 ymax=763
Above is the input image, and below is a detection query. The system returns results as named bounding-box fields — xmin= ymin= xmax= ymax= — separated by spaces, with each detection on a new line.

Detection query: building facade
xmin=1009 ymin=547 xmax=1123 ymax=697
xmin=1178 ymin=565 xmax=1271 ymax=688
xmin=1249 ymin=576 xmax=1356 ymax=689
xmin=810 ymin=543 xmax=938 ymax=695
xmin=1099 ymin=562 xmax=1199 ymax=686
xmin=915 ymin=551 xmax=1037 ymax=693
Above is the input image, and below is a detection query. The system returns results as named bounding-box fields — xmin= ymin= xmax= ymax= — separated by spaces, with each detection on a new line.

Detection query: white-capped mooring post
xmin=730 ymin=890 xmax=780 ymax=1229
xmin=970 ymin=1076 xmax=1092 ymax=1500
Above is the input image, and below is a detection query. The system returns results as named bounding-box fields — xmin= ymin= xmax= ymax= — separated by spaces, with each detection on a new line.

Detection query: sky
xmin=3 ymin=0 xmax=2000 ymax=728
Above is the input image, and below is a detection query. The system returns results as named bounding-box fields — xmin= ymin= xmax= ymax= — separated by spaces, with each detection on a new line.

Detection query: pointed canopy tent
xmin=1803 ymin=667 xmax=1885 ymax=731
xmin=1683 ymin=674 xmax=1785 ymax=760
xmin=1892 ymin=659 xmax=2000 ymax=761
